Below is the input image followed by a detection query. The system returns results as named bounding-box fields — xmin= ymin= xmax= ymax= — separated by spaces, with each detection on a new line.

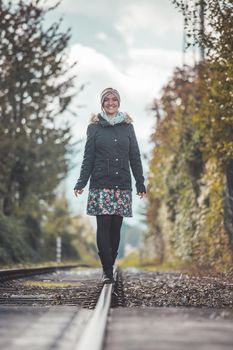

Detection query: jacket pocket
xmin=92 ymin=159 xmax=109 ymax=179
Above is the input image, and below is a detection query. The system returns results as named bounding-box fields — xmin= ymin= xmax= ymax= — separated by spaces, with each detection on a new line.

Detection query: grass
xmin=118 ymin=251 xmax=142 ymax=268
xmin=118 ymin=251 xmax=192 ymax=273
xmin=23 ymin=280 xmax=81 ymax=288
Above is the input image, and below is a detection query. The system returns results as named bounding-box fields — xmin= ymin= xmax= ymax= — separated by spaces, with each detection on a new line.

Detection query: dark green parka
xmin=74 ymin=113 xmax=146 ymax=193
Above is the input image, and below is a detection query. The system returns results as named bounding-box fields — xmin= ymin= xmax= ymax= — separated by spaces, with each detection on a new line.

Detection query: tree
xmin=146 ymin=66 xmax=203 ymax=266
xmin=143 ymin=1 xmax=233 ymax=271
xmin=42 ymin=194 xmax=96 ymax=261
xmin=0 ymin=0 xmax=77 ymax=216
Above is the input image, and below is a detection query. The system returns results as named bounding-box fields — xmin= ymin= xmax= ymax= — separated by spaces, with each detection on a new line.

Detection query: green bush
xmin=0 ymin=213 xmax=41 ymax=264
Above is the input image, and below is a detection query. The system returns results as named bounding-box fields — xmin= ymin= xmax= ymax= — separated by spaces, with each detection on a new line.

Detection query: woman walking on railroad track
xmin=73 ymin=87 xmax=146 ymax=283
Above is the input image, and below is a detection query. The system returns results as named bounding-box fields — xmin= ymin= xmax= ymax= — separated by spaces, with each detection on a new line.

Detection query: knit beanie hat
xmin=100 ymin=87 xmax=121 ymax=107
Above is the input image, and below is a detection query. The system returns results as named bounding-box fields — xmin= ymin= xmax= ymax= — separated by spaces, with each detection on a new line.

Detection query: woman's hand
xmin=137 ymin=192 xmax=146 ymax=199
xmin=74 ymin=188 xmax=84 ymax=197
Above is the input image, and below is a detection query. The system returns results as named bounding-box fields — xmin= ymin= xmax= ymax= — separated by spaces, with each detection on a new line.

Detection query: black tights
xmin=96 ymin=215 xmax=123 ymax=266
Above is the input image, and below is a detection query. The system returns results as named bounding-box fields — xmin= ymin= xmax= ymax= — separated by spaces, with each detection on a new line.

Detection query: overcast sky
xmin=45 ymin=0 xmax=193 ymax=227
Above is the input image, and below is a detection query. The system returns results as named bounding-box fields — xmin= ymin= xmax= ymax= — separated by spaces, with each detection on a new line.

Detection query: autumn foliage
xmin=144 ymin=0 xmax=233 ymax=272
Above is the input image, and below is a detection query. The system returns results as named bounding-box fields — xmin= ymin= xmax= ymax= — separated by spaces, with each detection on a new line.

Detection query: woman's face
xmin=102 ymin=93 xmax=119 ymax=116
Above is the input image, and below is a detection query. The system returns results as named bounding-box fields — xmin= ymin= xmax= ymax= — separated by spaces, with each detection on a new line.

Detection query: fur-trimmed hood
xmin=89 ymin=112 xmax=133 ymax=124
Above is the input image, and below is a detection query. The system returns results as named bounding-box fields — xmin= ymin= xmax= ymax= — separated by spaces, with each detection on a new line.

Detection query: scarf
xmin=100 ymin=111 xmax=125 ymax=125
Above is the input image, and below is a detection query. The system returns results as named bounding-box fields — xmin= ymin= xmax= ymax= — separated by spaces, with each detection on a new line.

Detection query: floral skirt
xmin=87 ymin=188 xmax=132 ymax=217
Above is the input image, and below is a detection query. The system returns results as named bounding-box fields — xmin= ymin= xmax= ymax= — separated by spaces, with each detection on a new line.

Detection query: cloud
xmin=44 ymin=0 xmax=120 ymax=17
xmin=45 ymin=0 xmax=183 ymax=50
xmin=115 ymin=1 xmax=183 ymax=47
xmin=96 ymin=32 xmax=108 ymax=41
xmin=68 ymin=43 xmax=188 ymax=145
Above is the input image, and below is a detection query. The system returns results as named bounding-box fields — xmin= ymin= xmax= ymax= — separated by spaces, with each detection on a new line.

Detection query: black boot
xmin=98 ymin=251 xmax=114 ymax=284
xmin=102 ymin=268 xmax=113 ymax=284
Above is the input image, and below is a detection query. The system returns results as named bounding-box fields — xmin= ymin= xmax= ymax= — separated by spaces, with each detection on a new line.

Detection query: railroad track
xmin=76 ymin=267 xmax=123 ymax=350
xmin=0 ymin=264 xmax=90 ymax=282
xmin=0 ymin=266 xmax=232 ymax=349
xmin=0 ymin=265 xmax=125 ymax=349
xmin=0 ymin=264 xmax=124 ymax=308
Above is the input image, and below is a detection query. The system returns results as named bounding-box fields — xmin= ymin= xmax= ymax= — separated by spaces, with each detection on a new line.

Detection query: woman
xmin=74 ymin=87 xmax=146 ymax=284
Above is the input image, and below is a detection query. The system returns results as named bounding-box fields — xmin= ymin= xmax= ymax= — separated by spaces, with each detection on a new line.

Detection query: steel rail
xmin=0 ymin=264 xmax=91 ymax=282
xmin=75 ymin=267 xmax=118 ymax=350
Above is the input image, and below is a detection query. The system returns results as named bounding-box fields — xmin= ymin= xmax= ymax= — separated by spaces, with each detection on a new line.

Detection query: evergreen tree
xmin=0 ymin=0 xmax=77 ymax=216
